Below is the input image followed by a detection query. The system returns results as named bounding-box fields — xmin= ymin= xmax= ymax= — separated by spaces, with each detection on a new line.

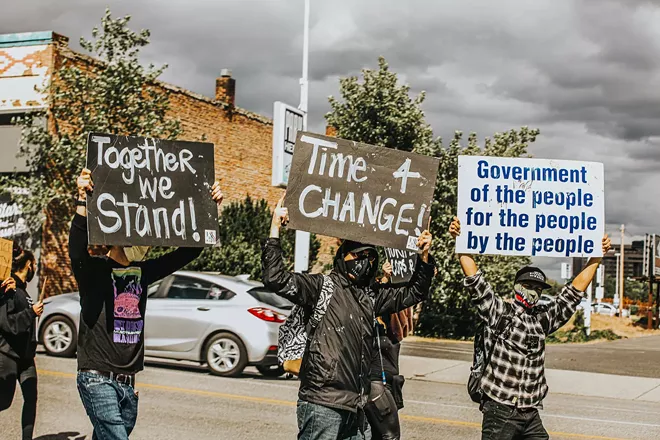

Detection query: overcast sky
xmin=2 ymin=0 xmax=657 ymax=277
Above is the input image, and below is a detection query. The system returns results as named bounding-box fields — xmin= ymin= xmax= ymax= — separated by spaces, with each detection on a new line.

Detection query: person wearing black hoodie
xmin=262 ymin=197 xmax=435 ymax=440
xmin=0 ymin=244 xmax=43 ymax=440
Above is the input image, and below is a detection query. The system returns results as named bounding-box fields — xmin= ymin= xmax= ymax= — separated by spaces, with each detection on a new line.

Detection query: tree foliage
xmin=4 ymin=9 xmax=181 ymax=229
xmin=326 ymin=57 xmax=434 ymax=152
xmin=149 ymin=196 xmax=321 ymax=279
xmin=326 ymin=57 xmax=536 ymax=338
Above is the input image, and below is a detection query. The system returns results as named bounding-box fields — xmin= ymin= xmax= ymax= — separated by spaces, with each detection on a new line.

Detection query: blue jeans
xmin=297 ymin=400 xmax=370 ymax=440
xmin=77 ymin=371 xmax=139 ymax=440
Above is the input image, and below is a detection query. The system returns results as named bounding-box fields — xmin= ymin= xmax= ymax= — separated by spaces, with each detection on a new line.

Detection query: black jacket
xmin=0 ymin=275 xmax=37 ymax=361
xmin=262 ymin=238 xmax=434 ymax=413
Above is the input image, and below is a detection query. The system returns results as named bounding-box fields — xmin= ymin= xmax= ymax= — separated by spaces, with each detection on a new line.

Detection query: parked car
xmin=592 ymin=302 xmax=630 ymax=318
xmin=37 ymin=271 xmax=292 ymax=377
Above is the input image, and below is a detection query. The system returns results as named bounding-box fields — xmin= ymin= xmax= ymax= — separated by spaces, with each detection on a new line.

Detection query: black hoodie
xmin=262 ymin=238 xmax=434 ymax=413
xmin=0 ymin=275 xmax=37 ymax=361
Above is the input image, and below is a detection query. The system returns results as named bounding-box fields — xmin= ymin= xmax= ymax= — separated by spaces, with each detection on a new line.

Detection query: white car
xmin=592 ymin=302 xmax=630 ymax=318
xmin=38 ymin=272 xmax=292 ymax=377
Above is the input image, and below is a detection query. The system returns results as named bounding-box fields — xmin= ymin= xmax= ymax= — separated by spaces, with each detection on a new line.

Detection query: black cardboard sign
xmin=384 ymin=247 xmax=418 ymax=284
xmin=86 ymin=133 xmax=218 ymax=247
xmin=284 ymin=132 xmax=439 ymax=250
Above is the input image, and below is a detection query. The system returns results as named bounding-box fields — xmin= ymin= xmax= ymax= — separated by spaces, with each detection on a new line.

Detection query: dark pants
xmin=77 ymin=371 xmax=139 ymax=440
xmin=0 ymin=354 xmax=38 ymax=440
xmin=365 ymin=381 xmax=400 ymax=440
xmin=481 ymin=399 xmax=549 ymax=440
xmin=297 ymin=400 xmax=369 ymax=440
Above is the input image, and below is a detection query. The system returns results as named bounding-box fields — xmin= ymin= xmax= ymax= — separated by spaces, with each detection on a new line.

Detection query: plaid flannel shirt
xmin=464 ymin=270 xmax=585 ymax=408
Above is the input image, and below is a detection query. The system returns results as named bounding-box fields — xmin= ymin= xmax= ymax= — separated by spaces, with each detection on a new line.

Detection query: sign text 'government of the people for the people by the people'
xmin=86 ymin=133 xmax=219 ymax=247
xmin=284 ymin=132 xmax=439 ymax=251
xmin=456 ymin=156 xmax=605 ymax=258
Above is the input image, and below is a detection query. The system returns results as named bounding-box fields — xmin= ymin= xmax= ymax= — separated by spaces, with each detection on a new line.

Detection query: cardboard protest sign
xmin=86 ymin=133 xmax=218 ymax=247
xmin=284 ymin=132 xmax=439 ymax=251
xmin=0 ymin=237 xmax=12 ymax=280
xmin=456 ymin=156 xmax=604 ymax=258
xmin=384 ymin=247 xmax=418 ymax=283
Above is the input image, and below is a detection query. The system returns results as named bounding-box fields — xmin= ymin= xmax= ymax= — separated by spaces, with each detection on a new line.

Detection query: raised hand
xmin=1 ymin=277 xmax=16 ymax=293
xmin=417 ymin=230 xmax=433 ymax=263
xmin=449 ymin=217 xmax=461 ymax=239
xmin=602 ymin=235 xmax=611 ymax=255
xmin=270 ymin=195 xmax=289 ymax=238
xmin=210 ymin=181 xmax=224 ymax=205
xmin=77 ymin=168 xmax=94 ymax=200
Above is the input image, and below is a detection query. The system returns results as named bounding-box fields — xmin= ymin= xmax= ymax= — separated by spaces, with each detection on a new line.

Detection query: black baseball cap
xmin=515 ymin=266 xmax=551 ymax=290
xmin=341 ymin=240 xmax=376 ymax=255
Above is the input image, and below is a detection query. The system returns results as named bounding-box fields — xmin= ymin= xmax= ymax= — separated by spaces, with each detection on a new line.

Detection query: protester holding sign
xmin=0 ymin=244 xmax=42 ymax=440
xmin=263 ymin=196 xmax=435 ymax=440
xmin=70 ymin=167 xmax=223 ymax=439
xmin=449 ymin=216 xmax=611 ymax=440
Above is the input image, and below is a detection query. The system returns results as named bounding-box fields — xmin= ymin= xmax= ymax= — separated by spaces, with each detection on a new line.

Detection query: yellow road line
xmin=38 ymin=369 xmax=630 ymax=440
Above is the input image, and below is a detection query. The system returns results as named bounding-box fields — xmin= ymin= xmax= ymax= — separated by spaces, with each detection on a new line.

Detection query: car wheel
xmin=41 ymin=315 xmax=77 ymax=358
xmin=204 ymin=333 xmax=248 ymax=377
xmin=256 ymin=364 xmax=285 ymax=378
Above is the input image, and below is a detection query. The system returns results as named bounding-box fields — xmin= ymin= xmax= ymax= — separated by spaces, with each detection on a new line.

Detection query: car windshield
xmin=247 ymin=288 xmax=293 ymax=310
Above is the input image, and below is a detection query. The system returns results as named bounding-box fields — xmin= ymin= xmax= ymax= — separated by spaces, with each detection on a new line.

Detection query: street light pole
xmin=294 ymin=0 xmax=311 ymax=273
xmin=619 ymin=224 xmax=625 ymax=317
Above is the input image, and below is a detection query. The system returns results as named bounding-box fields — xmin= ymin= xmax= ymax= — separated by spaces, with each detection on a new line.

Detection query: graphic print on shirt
xmin=111 ymin=267 xmax=144 ymax=344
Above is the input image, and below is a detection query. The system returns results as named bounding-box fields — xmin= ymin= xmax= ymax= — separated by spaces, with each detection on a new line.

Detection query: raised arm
xmin=449 ymin=216 xmax=505 ymax=327
xmin=375 ymin=230 xmax=435 ymax=315
xmin=539 ymin=235 xmax=611 ymax=335
xmin=69 ymin=169 xmax=94 ymax=272
xmin=261 ymin=196 xmax=323 ymax=306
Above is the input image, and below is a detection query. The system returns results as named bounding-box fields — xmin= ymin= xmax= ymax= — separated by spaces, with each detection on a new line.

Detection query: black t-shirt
xmin=69 ymin=214 xmax=201 ymax=374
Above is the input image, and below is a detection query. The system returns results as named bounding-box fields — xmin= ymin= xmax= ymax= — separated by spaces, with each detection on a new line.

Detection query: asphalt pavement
xmin=401 ymin=335 xmax=660 ymax=378
xmin=1 ymin=355 xmax=659 ymax=439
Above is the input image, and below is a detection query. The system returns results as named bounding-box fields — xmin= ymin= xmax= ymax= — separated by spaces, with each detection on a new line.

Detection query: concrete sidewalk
xmin=399 ymin=355 xmax=660 ymax=402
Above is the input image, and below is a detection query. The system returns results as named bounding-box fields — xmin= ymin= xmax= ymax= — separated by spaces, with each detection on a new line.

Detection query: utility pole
xmin=615 ymin=252 xmax=620 ymax=310
xmin=293 ymin=0 xmax=311 ymax=273
xmin=648 ymin=234 xmax=654 ymax=330
xmin=619 ymin=224 xmax=625 ymax=318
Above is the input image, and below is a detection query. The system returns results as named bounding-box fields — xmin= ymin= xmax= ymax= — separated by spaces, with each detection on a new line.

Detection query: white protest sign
xmin=456 ymin=156 xmax=604 ymax=257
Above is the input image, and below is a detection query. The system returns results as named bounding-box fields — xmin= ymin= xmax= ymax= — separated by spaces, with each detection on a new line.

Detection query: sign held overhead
xmin=456 ymin=156 xmax=605 ymax=258
xmin=284 ymin=132 xmax=439 ymax=251
xmin=86 ymin=133 xmax=219 ymax=247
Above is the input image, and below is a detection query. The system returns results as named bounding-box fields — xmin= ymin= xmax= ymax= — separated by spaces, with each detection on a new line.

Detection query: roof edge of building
xmin=0 ymin=31 xmax=68 ymax=48
xmin=57 ymin=44 xmax=272 ymax=126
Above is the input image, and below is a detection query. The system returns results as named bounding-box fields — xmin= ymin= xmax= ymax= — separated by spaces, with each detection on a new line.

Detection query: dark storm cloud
xmin=1 ymin=0 xmax=659 ymax=246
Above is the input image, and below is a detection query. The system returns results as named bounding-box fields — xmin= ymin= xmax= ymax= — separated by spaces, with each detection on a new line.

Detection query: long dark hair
xmin=12 ymin=243 xmax=35 ymax=273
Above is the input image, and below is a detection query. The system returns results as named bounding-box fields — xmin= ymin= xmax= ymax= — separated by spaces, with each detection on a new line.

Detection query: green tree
xmin=418 ymin=130 xmax=536 ymax=338
xmin=326 ymin=57 xmax=535 ymax=338
xmin=150 ymin=196 xmax=321 ymax=279
xmin=4 ymin=9 xmax=181 ymax=230
xmin=326 ymin=57 xmax=434 ymax=152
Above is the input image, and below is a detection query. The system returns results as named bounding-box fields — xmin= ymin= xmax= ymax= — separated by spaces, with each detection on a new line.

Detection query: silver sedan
xmin=37 ymin=271 xmax=292 ymax=377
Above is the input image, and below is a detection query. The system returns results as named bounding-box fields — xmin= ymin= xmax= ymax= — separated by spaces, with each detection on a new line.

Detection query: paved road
xmin=1 ymin=355 xmax=659 ymax=439
xmin=402 ymin=335 xmax=660 ymax=378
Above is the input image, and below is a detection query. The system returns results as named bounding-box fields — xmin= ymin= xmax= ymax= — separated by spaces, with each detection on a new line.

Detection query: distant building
xmin=0 ymin=31 xmax=286 ymax=295
xmin=572 ymin=241 xmax=645 ymax=282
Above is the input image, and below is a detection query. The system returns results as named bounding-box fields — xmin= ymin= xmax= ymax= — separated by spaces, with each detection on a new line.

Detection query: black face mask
xmin=26 ymin=263 xmax=35 ymax=283
xmin=345 ymin=257 xmax=373 ymax=286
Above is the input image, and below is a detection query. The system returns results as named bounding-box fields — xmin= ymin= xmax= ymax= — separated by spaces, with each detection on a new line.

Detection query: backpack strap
xmin=308 ymin=275 xmax=335 ymax=329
